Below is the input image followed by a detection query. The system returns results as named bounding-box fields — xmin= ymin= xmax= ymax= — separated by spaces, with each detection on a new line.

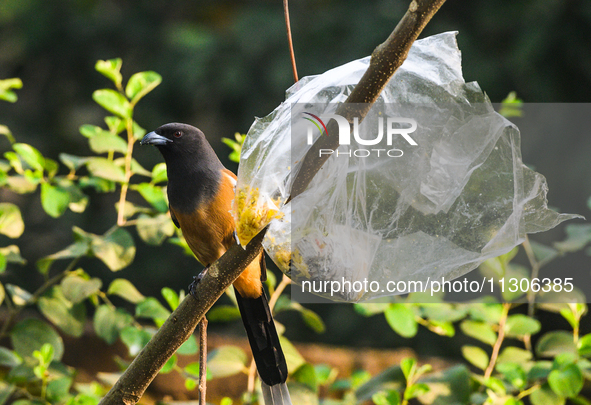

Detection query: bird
xmin=141 ymin=123 xmax=291 ymax=405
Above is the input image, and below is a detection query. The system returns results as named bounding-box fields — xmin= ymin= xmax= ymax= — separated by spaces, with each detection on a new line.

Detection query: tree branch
xmin=99 ymin=1 xmax=446 ymax=403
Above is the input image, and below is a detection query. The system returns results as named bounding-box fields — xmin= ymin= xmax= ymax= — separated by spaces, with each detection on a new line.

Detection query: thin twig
xmin=484 ymin=303 xmax=511 ymax=379
xmin=283 ymin=0 xmax=298 ymax=82
xmin=522 ymin=236 xmax=539 ymax=317
xmin=198 ymin=317 xmax=208 ymax=405
xmin=246 ymin=359 xmax=257 ymax=404
xmin=268 ymin=274 xmax=291 ymax=312
xmin=116 ymin=118 xmax=135 ymax=226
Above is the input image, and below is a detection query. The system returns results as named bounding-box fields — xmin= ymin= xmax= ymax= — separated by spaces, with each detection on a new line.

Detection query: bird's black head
xmin=140 ymin=123 xmax=209 ymax=154
xmin=141 ymin=123 xmax=224 ymax=212
xmin=141 ymin=122 xmax=224 ymax=167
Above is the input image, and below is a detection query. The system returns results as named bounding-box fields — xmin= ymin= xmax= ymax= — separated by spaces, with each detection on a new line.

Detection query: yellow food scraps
xmin=235 ymin=185 xmax=283 ymax=246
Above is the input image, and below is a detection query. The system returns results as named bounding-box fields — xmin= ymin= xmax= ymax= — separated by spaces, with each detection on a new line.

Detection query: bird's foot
xmin=233 ymin=230 xmax=241 ymax=246
xmin=189 ymin=266 xmax=209 ymax=296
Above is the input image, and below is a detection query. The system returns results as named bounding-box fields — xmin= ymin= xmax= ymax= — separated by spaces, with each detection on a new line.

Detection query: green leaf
xmin=536 ymin=331 xmax=577 ymax=357
xmin=105 ymin=116 xmax=126 ymax=134
xmin=292 ymin=363 xmax=318 ymax=392
xmin=461 ymin=346 xmax=489 ymax=370
xmin=530 ymin=383 xmax=565 ymax=405
xmin=160 ymin=355 xmax=177 ymax=374
xmin=460 ymin=320 xmax=497 ymax=346
xmin=548 ymin=363 xmax=583 ymax=398
xmin=13 ymin=143 xmax=44 ymax=171
xmin=132 ymin=121 xmax=146 ymax=141
xmin=92 ymin=89 xmax=131 ymax=119
xmin=61 ymin=274 xmax=102 ymax=303
xmin=0 ymin=282 xmax=4 ymax=304
xmin=177 ymin=335 xmax=198 ymax=355
xmin=400 ymin=357 xmax=416 ymax=380
xmin=131 ymin=183 xmax=168 ymax=213
xmin=354 ymin=303 xmax=389 ymax=316
xmin=120 ymin=326 xmax=152 ymax=356
xmin=372 ymin=389 xmax=401 ymax=405
xmin=46 ymin=375 xmax=73 ymax=403
xmin=135 ymin=297 xmax=171 ymax=320
xmin=38 ymin=343 xmax=54 ymax=364
xmin=136 ymin=214 xmax=175 ymax=245
xmin=40 ymin=182 xmax=70 ymax=218
xmin=161 ymin=287 xmax=179 ymax=311
xmin=496 ymin=362 xmax=527 ymax=390
xmin=86 ymin=157 xmax=126 ymax=183
xmin=504 ymin=314 xmax=541 ymax=337
xmin=207 ymin=305 xmax=241 ymax=322
xmin=578 ymin=333 xmax=591 ymax=357
xmin=185 ymin=378 xmax=197 ymax=391
xmin=93 ymin=305 xmax=134 ymax=344
xmin=528 ymin=361 xmax=553 ymax=380
xmin=79 ymin=125 xmax=103 ymax=138
xmin=529 ymin=240 xmax=559 ymax=263
xmin=78 ymin=176 xmax=116 ymax=193
xmin=426 ymin=320 xmax=455 ymax=337
xmin=421 ymin=303 xmax=467 ymax=323
xmin=5 ymin=284 xmax=32 ymax=305
xmin=184 ymin=361 xmax=201 ymax=378
xmin=0 ymin=124 xmax=15 ymax=144
xmin=497 ymin=347 xmax=532 ymax=365
xmin=125 ymin=71 xmax=162 ymax=104
xmin=0 ymin=77 xmax=23 ymax=102
xmin=0 ymin=245 xmax=25 ymax=266
xmin=554 ymin=223 xmax=591 ymax=253
xmin=151 ymin=162 xmax=167 ymax=184
xmin=384 ymin=304 xmax=418 ymax=338
xmin=405 ymin=383 xmax=429 ymax=400
xmin=59 ymin=153 xmax=89 ymax=171
xmin=468 ymin=302 xmax=503 ymax=323
xmin=0 ymin=347 xmax=22 ymax=367
xmin=482 ymin=376 xmax=506 ymax=395
xmin=207 ymin=346 xmax=247 ymax=378
xmin=88 ymin=131 xmax=128 ymax=154
xmin=58 ymin=179 xmax=89 ymax=213
xmin=107 ymin=278 xmax=145 ymax=303
xmin=10 ymin=319 xmax=64 ymax=361
xmin=0 ymin=203 xmax=24 ymax=238
xmin=314 ymin=364 xmax=336 ymax=386
xmin=280 ymin=336 xmax=306 ymax=372
xmin=36 ymin=229 xmax=91 ymax=274
xmin=95 ymin=59 xmax=123 ymax=88
xmin=90 ymin=226 xmax=136 ymax=271
xmin=37 ymin=286 xmax=86 ymax=337
xmin=301 ymin=308 xmax=325 ymax=333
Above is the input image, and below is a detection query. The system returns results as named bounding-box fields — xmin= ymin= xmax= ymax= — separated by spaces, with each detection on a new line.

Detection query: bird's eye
xmin=174 ymin=131 xmax=183 ymax=138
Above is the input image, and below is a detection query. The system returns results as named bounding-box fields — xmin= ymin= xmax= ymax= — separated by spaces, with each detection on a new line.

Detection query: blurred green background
xmin=1 ymin=0 xmax=590 ymax=355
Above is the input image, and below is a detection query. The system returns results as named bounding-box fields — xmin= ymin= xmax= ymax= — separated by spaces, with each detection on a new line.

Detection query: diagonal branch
xmin=99 ymin=1 xmax=446 ymax=403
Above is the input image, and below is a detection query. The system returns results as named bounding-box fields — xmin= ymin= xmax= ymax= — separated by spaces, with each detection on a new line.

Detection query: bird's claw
xmin=233 ymin=230 xmax=241 ymax=246
xmin=189 ymin=266 xmax=209 ymax=296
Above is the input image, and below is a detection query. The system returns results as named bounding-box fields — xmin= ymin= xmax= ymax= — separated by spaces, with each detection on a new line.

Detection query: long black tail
xmin=234 ymin=288 xmax=288 ymax=386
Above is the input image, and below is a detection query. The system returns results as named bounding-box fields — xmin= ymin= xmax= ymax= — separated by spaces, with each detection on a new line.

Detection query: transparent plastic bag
xmin=233 ymin=32 xmax=581 ymax=301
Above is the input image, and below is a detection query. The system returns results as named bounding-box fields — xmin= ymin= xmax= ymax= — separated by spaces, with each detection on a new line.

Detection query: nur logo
xmin=303 ymin=112 xmax=418 ymax=158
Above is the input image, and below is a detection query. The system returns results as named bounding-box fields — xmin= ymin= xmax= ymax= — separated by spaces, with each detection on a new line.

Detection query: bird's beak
xmin=140 ymin=132 xmax=172 ymax=146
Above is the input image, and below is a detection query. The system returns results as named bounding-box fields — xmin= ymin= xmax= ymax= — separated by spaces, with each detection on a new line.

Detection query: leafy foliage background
xmin=1 ymin=1 xmax=591 ymax=404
